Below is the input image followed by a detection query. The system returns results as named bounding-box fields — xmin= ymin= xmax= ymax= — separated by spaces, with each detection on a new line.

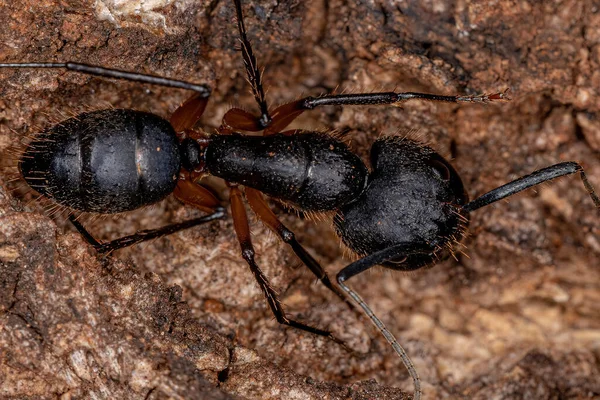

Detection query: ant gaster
xmin=2 ymin=1 xmax=599 ymax=399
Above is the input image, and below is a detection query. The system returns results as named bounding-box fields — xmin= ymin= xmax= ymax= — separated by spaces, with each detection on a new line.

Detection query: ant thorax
xmin=202 ymin=131 xmax=369 ymax=212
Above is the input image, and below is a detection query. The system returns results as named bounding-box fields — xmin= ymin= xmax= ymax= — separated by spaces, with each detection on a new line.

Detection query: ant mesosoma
xmin=2 ymin=1 xmax=599 ymax=399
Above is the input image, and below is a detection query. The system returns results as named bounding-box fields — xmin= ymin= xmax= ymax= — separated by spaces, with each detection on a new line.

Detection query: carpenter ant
xmin=1 ymin=1 xmax=599 ymax=399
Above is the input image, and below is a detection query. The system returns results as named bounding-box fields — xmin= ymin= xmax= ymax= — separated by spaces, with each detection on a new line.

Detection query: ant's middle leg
xmin=217 ymin=0 xmax=271 ymax=135
xmin=244 ymin=188 xmax=356 ymax=311
xmin=229 ymin=185 xmax=344 ymax=344
xmin=70 ymin=178 xmax=225 ymax=254
xmin=233 ymin=0 xmax=270 ymax=128
xmin=222 ymin=2 xmax=509 ymax=136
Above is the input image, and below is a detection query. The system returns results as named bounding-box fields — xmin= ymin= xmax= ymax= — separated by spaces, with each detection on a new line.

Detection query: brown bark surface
xmin=1 ymin=1 xmax=599 ymax=399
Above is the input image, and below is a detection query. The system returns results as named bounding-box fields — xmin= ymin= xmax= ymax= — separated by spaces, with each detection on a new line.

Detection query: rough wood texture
xmin=1 ymin=1 xmax=599 ymax=399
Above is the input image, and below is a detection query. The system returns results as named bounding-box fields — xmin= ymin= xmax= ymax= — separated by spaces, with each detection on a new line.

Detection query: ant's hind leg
xmin=0 ymin=62 xmax=210 ymax=95
xmin=69 ymin=210 xmax=224 ymax=254
xmin=70 ymin=178 xmax=225 ymax=254
xmin=0 ymin=62 xmax=212 ymax=135
xmin=245 ymin=188 xmax=356 ymax=311
xmin=170 ymin=94 xmax=210 ymax=133
xmin=229 ymin=185 xmax=344 ymax=345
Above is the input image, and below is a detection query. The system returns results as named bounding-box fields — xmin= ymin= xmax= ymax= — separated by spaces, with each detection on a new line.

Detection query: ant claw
xmin=487 ymin=87 xmax=512 ymax=101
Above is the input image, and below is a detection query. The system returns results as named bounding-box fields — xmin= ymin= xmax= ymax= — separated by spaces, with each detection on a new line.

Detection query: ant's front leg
xmin=262 ymin=89 xmax=511 ymax=134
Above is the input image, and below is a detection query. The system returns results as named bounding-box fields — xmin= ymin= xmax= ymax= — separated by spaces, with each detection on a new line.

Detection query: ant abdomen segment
xmin=20 ymin=109 xmax=181 ymax=213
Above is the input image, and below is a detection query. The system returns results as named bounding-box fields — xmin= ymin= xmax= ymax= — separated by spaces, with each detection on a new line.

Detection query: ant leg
xmin=233 ymin=0 xmax=270 ymax=128
xmin=173 ymin=175 xmax=222 ymax=211
xmin=244 ymin=188 xmax=355 ymax=310
xmin=336 ymin=244 xmax=429 ymax=400
xmin=264 ymin=89 xmax=511 ymax=134
xmin=70 ymin=210 xmax=224 ymax=254
xmin=1 ymin=62 xmax=212 ymax=133
xmin=219 ymin=108 xmax=264 ymax=134
xmin=217 ymin=0 xmax=272 ymax=134
xmin=229 ymin=185 xmax=343 ymax=344
xmin=0 ymin=62 xmax=210 ymax=95
xmin=71 ymin=180 xmax=225 ymax=254
xmin=462 ymin=162 xmax=600 ymax=212
xmin=170 ymin=94 xmax=209 ymax=133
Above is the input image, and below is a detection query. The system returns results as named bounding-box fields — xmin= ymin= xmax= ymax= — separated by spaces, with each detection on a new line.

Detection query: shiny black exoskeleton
xmin=335 ymin=137 xmax=469 ymax=269
xmin=20 ymin=106 xmax=472 ymax=276
xmin=198 ymin=132 xmax=368 ymax=211
xmin=20 ymin=109 xmax=368 ymax=215
xmin=20 ymin=110 xmax=181 ymax=213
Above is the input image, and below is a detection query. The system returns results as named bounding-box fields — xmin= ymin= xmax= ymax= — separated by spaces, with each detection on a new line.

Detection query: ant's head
xmin=334 ymin=137 xmax=469 ymax=270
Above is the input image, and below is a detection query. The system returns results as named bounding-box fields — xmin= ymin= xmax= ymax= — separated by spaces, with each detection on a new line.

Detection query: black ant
xmin=2 ymin=1 xmax=599 ymax=399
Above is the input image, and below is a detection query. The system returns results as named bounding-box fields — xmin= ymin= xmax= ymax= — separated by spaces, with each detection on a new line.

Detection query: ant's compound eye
xmin=427 ymin=158 xmax=451 ymax=181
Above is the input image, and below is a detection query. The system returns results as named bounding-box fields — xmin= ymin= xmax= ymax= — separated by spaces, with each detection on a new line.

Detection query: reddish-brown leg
xmin=263 ymin=89 xmax=511 ymax=135
xmin=218 ymin=109 xmax=301 ymax=136
xmin=263 ymin=100 xmax=307 ymax=135
xmin=245 ymin=188 xmax=355 ymax=310
xmin=170 ymin=93 xmax=210 ymax=133
xmin=173 ymin=173 xmax=221 ymax=213
xmin=222 ymin=89 xmax=510 ymax=136
xmin=229 ymin=185 xmax=343 ymax=343
xmin=218 ymin=108 xmax=264 ymax=134
xmin=70 ymin=174 xmax=224 ymax=254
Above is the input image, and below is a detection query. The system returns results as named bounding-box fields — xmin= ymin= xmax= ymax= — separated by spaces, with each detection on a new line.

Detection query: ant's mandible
xmin=2 ymin=1 xmax=599 ymax=399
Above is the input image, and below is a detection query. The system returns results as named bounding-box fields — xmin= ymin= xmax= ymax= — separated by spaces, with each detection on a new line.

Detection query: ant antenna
xmin=462 ymin=162 xmax=600 ymax=212
xmin=337 ymin=280 xmax=421 ymax=400
xmin=337 ymin=244 xmax=426 ymax=400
